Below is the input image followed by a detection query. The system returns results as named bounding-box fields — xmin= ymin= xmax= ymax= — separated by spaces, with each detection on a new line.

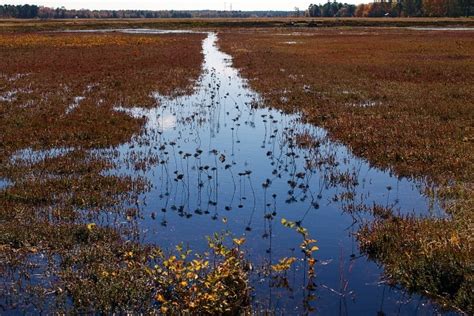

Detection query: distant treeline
xmin=0 ymin=2 xmax=471 ymax=19
xmin=0 ymin=4 xmax=293 ymax=19
xmin=307 ymin=0 xmax=472 ymax=17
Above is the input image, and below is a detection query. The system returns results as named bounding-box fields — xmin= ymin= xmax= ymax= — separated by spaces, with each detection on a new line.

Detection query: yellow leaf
xmin=156 ymin=293 xmax=166 ymax=302
xmin=232 ymin=238 xmax=246 ymax=246
xmin=271 ymin=257 xmax=297 ymax=272
xmin=450 ymin=233 xmax=460 ymax=246
xmin=86 ymin=223 xmax=96 ymax=231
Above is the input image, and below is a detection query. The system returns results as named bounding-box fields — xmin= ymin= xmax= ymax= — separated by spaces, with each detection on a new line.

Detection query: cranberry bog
xmin=1 ymin=23 xmax=473 ymax=314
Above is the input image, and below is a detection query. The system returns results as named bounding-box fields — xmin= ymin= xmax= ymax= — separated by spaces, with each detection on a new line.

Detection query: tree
xmin=294 ymin=7 xmax=301 ymax=17
xmin=308 ymin=4 xmax=321 ymax=17
xmin=336 ymin=4 xmax=357 ymax=17
xmin=355 ymin=4 xmax=366 ymax=16
xmin=0 ymin=4 xmax=39 ymax=18
xmin=401 ymin=0 xmax=423 ymax=16
xmin=320 ymin=1 xmax=340 ymax=16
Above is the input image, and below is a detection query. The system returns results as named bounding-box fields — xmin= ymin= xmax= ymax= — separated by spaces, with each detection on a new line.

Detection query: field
xmin=0 ymin=19 xmax=473 ymax=314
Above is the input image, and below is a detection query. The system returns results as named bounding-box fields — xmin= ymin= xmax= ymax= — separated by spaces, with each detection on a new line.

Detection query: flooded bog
xmin=94 ymin=31 xmax=441 ymax=313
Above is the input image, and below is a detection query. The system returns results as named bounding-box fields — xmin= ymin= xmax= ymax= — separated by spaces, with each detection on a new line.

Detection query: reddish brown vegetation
xmin=219 ymin=28 xmax=474 ymax=313
xmin=219 ymin=28 xmax=473 ymax=184
xmin=0 ymin=32 xmax=204 ymax=155
xmin=0 ymin=32 xmax=208 ymax=312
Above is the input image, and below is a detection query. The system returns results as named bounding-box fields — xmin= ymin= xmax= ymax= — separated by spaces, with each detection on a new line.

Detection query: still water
xmin=98 ymin=31 xmax=443 ymax=314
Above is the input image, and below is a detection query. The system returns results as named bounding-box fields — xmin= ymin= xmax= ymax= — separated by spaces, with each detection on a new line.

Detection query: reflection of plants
xmin=279 ymin=218 xmax=318 ymax=312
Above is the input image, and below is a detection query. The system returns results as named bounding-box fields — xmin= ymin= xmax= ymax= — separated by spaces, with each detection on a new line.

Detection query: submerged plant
xmin=278 ymin=218 xmax=318 ymax=312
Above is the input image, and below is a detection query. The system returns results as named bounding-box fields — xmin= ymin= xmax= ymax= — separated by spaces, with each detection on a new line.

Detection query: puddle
xmin=66 ymin=28 xmax=197 ymax=34
xmin=0 ymin=73 xmax=31 ymax=82
xmin=408 ymin=27 xmax=474 ymax=31
xmin=10 ymin=147 xmax=74 ymax=164
xmin=65 ymin=96 xmax=85 ymax=114
xmin=0 ymin=90 xmax=17 ymax=102
xmin=347 ymin=100 xmax=381 ymax=107
xmin=275 ymin=32 xmax=313 ymax=37
xmin=97 ymin=30 xmax=445 ymax=313
xmin=0 ymin=178 xmax=11 ymax=189
xmin=115 ymin=106 xmax=177 ymax=132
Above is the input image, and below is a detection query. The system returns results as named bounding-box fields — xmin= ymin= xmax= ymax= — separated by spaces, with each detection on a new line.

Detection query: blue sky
xmin=5 ymin=1 xmax=362 ymax=11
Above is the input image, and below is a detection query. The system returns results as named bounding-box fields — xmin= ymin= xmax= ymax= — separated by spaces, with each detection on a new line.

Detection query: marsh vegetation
xmin=219 ymin=27 xmax=473 ymax=314
xmin=0 ymin=24 xmax=472 ymax=314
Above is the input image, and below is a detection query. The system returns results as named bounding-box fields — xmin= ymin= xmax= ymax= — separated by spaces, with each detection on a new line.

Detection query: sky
xmin=4 ymin=1 xmax=362 ymax=11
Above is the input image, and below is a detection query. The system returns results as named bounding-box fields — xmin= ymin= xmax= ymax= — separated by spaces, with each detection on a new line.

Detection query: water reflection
xmin=115 ymin=107 xmax=177 ymax=132
xmin=0 ymin=178 xmax=10 ymax=189
xmin=10 ymin=147 xmax=74 ymax=164
xmin=102 ymin=31 xmax=442 ymax=313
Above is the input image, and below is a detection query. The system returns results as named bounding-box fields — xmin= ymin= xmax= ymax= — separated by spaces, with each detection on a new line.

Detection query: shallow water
xmin=408 ymin=27 xmax=474 ymax=31
xmin=0 ymin=178 xmax=10 ymax=189
xmin=88 ymin=31 xmax=447 ymax=313
xmin=67 ymin=28 xmax=197 ymax=34
xmin=10 ymin=147 xmax=74 ymax=165
xmin=0 ymin=90 xmax=17 ymax=102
